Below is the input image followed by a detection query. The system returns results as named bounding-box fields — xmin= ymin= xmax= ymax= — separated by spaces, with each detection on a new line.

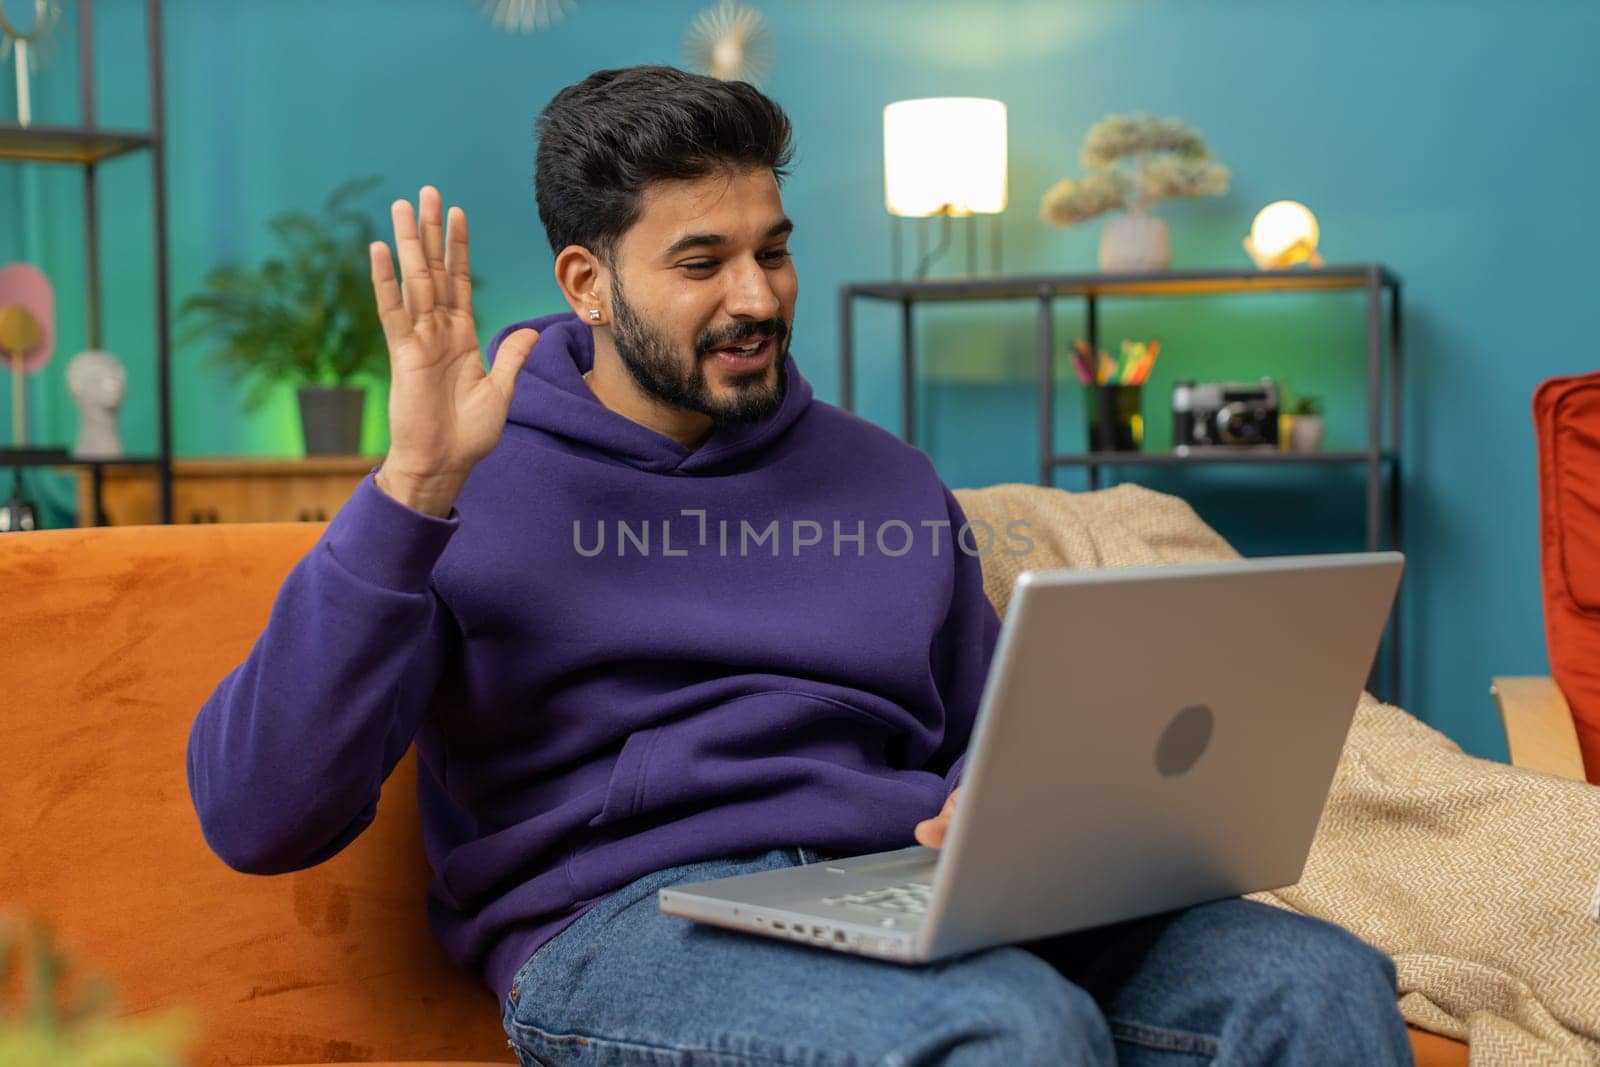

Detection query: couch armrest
xmin=1490 ymin=676 xmax=1587 ymax=781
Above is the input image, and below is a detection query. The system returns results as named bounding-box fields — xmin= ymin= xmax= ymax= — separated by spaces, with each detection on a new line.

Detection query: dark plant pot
xmin=296 ymin=385 xmax=365 ymax=456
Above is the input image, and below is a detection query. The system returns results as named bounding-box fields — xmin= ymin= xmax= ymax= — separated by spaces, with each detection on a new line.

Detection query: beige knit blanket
xmin=952 ymin=482 xmax=1600 ymax=1067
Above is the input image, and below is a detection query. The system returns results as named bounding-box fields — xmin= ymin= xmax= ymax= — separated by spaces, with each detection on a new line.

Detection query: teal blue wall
xmin=4 ymin=0 xmax=1596 ymax=760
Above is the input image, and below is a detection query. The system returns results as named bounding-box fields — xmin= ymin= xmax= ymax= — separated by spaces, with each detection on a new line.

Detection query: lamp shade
xmin=0 ymin=263 xmax=55 ymax=373
xmin=883 ymin=97 xmax=1007 ymax=218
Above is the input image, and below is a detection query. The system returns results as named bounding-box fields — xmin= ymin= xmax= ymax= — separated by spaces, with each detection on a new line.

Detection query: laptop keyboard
xmin=821 ymin=881 xmax=933 ymax=915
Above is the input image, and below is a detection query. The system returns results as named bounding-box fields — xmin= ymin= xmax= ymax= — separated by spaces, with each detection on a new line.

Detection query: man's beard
xmin=608 ymin=273 xmax=789 ymax=430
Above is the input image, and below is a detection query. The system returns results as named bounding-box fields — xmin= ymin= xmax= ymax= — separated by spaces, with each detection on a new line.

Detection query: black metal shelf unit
xmin=0 ymin=0 xmax=172 ymax=525
xmin=837 ymin=264 xmax=1404 ymax=701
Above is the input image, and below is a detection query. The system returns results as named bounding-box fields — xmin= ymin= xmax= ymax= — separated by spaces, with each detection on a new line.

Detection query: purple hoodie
xmin=186 ymin=310 xmax=1001 ymax=1006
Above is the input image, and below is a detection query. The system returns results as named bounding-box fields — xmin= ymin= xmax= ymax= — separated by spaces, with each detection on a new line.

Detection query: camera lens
xmin=1217 ymin=402 xmax=1265 ymax=444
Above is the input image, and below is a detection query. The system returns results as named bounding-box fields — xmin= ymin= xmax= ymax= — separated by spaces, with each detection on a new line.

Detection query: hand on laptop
xmin=913 ymin=787 xmax=959 ymax=849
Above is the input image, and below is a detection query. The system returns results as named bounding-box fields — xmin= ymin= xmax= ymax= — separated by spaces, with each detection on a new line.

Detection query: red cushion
xmin=1534 ymin=372 xmax=1600 ymax=782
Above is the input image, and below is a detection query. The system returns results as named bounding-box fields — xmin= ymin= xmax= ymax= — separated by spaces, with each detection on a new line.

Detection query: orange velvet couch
xmin=0 ymin=521 xmax=1468 ymax=1066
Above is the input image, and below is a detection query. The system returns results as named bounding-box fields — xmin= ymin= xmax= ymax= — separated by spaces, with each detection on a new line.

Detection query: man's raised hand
xmin=369 ymin=186 xmax=539 ymax=517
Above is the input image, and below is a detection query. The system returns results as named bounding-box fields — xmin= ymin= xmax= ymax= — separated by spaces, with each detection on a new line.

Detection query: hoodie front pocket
xmin=583 ymin=691 xmax=898 ymax=834
xmin=586 ymin=726 xmax=661 ymax=829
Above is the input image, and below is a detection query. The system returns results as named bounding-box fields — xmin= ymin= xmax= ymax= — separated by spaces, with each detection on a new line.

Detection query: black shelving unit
xmin=837 ymin=264 xmax=1404 ymax=702
xmin=0 ymin=0 xmax=172 ymax=525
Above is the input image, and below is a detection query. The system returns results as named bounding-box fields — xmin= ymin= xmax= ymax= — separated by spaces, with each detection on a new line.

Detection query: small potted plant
xmin=1040 ymin=113 xmax=1230 ymax=272
xmin=1286 ymin=394 xmax=1326 ymax=452
xmin=178 ymin=176 xmax=394 ymax=456
xmin=0 ymin=910 xmax=198 ymax=1065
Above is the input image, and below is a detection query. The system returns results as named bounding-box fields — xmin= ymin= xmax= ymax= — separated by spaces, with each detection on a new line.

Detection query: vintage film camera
xmin=1171 ymin=378 xmax=1281 ymax=454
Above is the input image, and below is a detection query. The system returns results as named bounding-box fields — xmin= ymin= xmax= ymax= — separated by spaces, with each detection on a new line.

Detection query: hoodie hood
xmin=487 ymin=311 xmax=813 ymax=475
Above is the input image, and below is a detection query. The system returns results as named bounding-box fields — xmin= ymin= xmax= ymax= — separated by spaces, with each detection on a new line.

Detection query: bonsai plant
xmin=178 ymin=176 xmax=393 ymax=456
xmin=0 ymin=910 xmax=197 ymax=1066
xmin=1040 ymin=113 xmax=1230 ymax=272
xmin=1286 ymin=394 xmax=1326 ymax=452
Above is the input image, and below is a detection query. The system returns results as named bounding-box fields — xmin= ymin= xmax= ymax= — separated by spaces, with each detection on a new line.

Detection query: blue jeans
xmin=501 ymin=846 xmax=1412 ymax=1066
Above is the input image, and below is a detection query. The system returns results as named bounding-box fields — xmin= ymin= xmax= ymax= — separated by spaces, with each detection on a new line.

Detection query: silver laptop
xmin=658 ymin=551 xmax=1405 ymax=963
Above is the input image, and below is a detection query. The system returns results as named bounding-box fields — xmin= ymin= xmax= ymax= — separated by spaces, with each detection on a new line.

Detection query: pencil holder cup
xmin=1086 ymin=385 xmax=1144 ymax=452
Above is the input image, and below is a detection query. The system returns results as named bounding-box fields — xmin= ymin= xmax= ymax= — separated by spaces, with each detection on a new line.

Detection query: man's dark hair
xmin=534 ymin=65 xmax=795 ymax=266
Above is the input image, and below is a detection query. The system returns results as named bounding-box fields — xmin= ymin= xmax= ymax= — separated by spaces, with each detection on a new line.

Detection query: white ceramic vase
xmin=1288 ymin=415 xmax=1326 ymax=453
xmin=1098 ymin=212 xmax=1171 ymax=272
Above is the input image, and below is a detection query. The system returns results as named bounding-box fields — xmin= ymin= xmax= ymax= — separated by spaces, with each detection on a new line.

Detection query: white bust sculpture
xmin=67 ymin=349 xmax=126 ymax=458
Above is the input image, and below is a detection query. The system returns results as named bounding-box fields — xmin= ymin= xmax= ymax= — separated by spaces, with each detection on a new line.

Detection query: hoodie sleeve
xmin=931 ymin=485 xmax=1003 ymax=801
xmin=186 ymin=472 xmax=461 ymax=875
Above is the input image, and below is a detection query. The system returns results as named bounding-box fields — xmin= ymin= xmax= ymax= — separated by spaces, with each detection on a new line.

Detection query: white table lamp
xmin=883 ymin=97 xmax=1008 ymax=277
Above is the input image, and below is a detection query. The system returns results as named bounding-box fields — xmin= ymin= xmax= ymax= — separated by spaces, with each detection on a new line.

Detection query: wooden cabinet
xmin=78 ymin=457 xmax=381 ymax=526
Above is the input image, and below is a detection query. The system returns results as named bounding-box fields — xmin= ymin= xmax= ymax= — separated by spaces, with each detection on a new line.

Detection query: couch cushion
xmin=1533 ymin=372 xmax=1600 ymax=781
xmin=1409 ymin=1027 xmax=1470 ymax=1067
xmin=0 ymin=523 xmax=516 ymax=1066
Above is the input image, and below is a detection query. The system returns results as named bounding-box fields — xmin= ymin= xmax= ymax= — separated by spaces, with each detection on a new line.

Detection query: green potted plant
xmin=1287 ymin=394 xmax=1326 ymax=452
xmin=1039 ymin=113 xmax=1230 ymax=272
xmin=0 ymin=910 xmax=198 ymax=1066
xmin=178 ymin=176 xmax=391 ymax=456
